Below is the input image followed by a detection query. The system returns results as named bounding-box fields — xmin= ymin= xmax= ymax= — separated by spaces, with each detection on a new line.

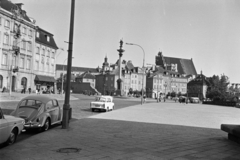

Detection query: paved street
xmin=0 ymin=93 xmax=155 ymax=119
xmin=0 ymin=94 xmax=240 ymax=159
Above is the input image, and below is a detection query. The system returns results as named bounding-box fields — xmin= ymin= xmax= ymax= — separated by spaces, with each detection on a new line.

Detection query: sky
xmin=11 ymin=0 xmax=240 ymax=83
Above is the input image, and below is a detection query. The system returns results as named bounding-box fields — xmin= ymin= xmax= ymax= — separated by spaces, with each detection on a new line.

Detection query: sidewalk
xmin=0 ymin=102 xmax=240 ymax=159
xmin=0 ymin=92 xmax=78 ymax=102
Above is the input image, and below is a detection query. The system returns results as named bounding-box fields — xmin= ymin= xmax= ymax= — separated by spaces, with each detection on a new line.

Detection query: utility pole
xmin=62 ymin=0 xmax=75 ymax=129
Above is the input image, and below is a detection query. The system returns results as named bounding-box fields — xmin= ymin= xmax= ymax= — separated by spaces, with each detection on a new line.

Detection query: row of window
xmin=0 ymin=32 xmax=32 ymax=51
xmin=1 ymin=53 xmax=31 ymax=70
xmin=0 ymin=17 xmax=33 ymax=37
xmin=36 ymin=47 xmax=55 ymax=58
xmin=34 ymin=60 xmax=54 ymax=73
xmin=171 ymin=78 xmax=187 ymax=82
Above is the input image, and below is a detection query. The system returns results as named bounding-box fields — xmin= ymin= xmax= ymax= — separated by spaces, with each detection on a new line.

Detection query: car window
xmin=19 ymin=100 xmax=27 ymax=106
xmin=52 ymin=100 xmax=58 ymax=107
xmin=107 ymin=98 xmax=111 ymax=102
xmin=26 ymin=100 xmax=37 ymax=106
xmin=46 ymin=101 xmax=53 ymax=110
xmin=96 ymin=97 xmax=106 ymax=102
xmin=25 ymin=100 xmax=42 ymax=108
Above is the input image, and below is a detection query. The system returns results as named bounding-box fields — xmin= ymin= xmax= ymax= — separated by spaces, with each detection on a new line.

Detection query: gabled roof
xmin=36 ymin=27 xmax=58 ymax=49
xmin=0 ymin=0 xmax=31 ymax=22
xmin=77 ymin=71 xmax=95 ymax=79
xmin=126 ymin=61 xmax=134 ymax=70
xmin=188 ymin=74 xmax=210 ymax=85
xmin=164 ymin=56 xmax=197 ymax=76
xmin=56 ymin=64 xmax=100 ymax=73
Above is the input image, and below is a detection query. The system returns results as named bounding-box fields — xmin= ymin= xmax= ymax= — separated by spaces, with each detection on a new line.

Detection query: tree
xmin=170 ymin=91 xmax=176 ymax=97
xmin=206 ymin=74 xmax=230 ymax=101
xmin=177 ymin=92 xmax=182 ymax=97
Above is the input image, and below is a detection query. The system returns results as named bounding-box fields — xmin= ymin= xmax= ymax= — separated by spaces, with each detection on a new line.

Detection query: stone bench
xmin=221 ymin=124 xmax=240 ymax=144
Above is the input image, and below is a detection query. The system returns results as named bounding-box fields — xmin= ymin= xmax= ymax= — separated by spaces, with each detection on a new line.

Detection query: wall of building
xmin=0 ymin=8 xmax=35 ymax=92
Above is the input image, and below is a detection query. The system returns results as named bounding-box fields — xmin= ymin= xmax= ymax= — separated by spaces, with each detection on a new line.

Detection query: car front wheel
xmin=42 ymin=118 xmax=50 ymax=131
xmin=7 ymin=128 xmax=18 ymax=145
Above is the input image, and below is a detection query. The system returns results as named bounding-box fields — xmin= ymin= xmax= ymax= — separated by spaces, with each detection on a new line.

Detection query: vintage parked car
xmin=90 ymin=96 xmax=114 ymax=112
xmin=11 ymin=95 xmax=62 ymax=132
xmin=190 ymin=97 xmax=200 ymax=103
xmin=0 ymin=107 xmax=25 ymax=145
xmin=179 ymin=96 xmax=190 ymax=103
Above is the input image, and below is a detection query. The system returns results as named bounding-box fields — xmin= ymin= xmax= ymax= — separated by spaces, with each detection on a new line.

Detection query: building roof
xmin=163 ymin=56 xmax=197 ymax=76
xmin=77 ymin=71 xmax=95 ymax=79
xmin=36 ymin=27 xmax=58 ymax=49
xmin=126 ymin=61 xmax=134 ymax=70
xmin=0 ymin=0 xmax=31 ymax=22
xmin=188 ymin=74 xmax=210 ymax=85
xmin=56 ymin=64 xmax=100 ymax=73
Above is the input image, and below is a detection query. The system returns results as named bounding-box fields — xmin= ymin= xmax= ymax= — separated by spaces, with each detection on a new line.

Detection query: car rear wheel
xmin=42 ymin=118 xmax=50 ymax=131
xmin=92 ymin=108 xmax=95 ymax=112
xmin=7 ymin=128 xmax=18 ymax=145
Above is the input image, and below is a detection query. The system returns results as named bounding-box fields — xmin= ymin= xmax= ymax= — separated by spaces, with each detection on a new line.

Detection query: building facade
xmin=75 ymin=71 xmax=96 ymax=88
xmin=187 ymin=72 xmax=209 ymax=100
xmin=146 ymin=66 xmax=188 ymax=98
xmin=0 ymin=1 xmax=36 ymax=92
xmin=0 ymin=1 xmax=59 ymax=93
xmin=34 ymin=27 xmax=58 ymax=92
xmin=95 ymin=56 xmax=146 ymax=96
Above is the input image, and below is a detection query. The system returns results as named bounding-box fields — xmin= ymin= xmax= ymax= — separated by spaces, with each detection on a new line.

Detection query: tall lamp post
xmin=126 ymin=43 xmax=145 ymax=105
xmin=62 ymin=0 xmax=75 ymax=129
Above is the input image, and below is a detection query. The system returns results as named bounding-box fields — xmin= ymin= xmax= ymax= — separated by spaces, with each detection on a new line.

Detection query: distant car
xmin=179 ymin=96 xmax=190 ymax=103
xmin=190 ymin=97 xmax=200 ymax=103
xmin=173 ymin=97 xmax=179 ymax=102
xmin=90 ymin=96 xmax=114 ymax=112
xmin=0 ymin=107 xmax=25 ymax=145
xmin=11 ymin=95 xmax=62 ymax=132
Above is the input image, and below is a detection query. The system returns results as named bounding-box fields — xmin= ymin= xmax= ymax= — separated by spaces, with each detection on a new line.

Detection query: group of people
xmin=157 ymin=94 xmax=166 ymax=102
xmin=21 ymin=87 xmax=31 ymax=94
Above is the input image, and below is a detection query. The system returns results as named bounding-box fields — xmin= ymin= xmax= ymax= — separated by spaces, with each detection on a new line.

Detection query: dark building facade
xmin=187 ymin=72 xmax=210 ymax=100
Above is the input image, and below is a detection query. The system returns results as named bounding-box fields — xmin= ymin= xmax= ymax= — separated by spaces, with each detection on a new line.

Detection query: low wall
xmin=203 ymin=101 xmax=237 ymax=107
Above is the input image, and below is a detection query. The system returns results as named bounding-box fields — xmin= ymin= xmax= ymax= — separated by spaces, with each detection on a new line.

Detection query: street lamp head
xmin=126 ymin=43 xmax=134 ymax=45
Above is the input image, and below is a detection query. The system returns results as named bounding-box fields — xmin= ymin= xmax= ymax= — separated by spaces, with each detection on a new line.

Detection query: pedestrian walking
xmin=143 ymin=94 xmax=146 ymax=103
xmin=2 ymin=86 xmax=6 ymax=93
xmin=28 ymin=87 xmax=31 ymax=94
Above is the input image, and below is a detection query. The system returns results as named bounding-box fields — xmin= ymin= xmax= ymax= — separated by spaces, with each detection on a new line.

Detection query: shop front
xmin=34 ymin=75 xmax=56 ymax=94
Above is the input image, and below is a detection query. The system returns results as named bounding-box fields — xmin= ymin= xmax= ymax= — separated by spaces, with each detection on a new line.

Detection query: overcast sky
xmin=11 ymin=0 xmax=240 ymax=83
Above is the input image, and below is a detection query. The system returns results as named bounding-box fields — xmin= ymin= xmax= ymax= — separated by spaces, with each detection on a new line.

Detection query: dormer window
xmin=45 ymin=35 xmax=50 ymax=42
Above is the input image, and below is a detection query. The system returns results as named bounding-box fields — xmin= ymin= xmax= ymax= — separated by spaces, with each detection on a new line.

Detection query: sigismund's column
xmin=117 ymin=40 xmax=124 ymax=96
